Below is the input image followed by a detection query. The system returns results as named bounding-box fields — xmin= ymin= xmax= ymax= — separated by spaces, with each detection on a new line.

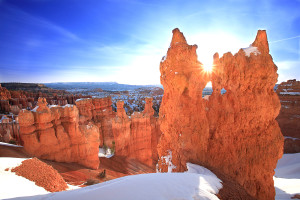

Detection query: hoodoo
xmin=19 ymin=98 xmax=100 ymax=169
xmin=158 ymin=28 xmax=283 ymax=199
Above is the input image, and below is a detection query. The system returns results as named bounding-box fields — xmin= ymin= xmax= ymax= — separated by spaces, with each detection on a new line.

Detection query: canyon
xmin=0 ymin=30 xmax=298 ymax=200
xmin=18 ymin=98 xmax=100 ymax=169
xmin=6 ymin=93 xmax=160 ymax=169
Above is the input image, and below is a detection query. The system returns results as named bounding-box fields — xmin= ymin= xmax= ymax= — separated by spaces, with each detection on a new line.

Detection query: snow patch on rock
xmin=161 ymin=150 xmax=176 ymax=173
xmin=242 ymin=45 xmax=261 ymax=57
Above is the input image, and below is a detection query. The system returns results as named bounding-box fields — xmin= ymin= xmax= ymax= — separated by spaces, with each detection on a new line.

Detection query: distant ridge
xmin=44 ymin=82 xmax=163 ymax=91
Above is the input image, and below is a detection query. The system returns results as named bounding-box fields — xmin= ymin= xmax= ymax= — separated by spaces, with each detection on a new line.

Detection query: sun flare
xmin=201 ymin=63 xmax=213 ymax=73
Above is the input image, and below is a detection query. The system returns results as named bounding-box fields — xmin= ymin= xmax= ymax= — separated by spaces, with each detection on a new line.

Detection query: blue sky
xmin=0 ymin=0 xmax=299 ymax=85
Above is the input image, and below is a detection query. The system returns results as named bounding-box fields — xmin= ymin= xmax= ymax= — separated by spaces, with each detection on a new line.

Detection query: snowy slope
xmin=2 ymin=160 xmax=222 ymax=200
xmin=274 ymin=153 xmax=300 ymax=199
xmin=2 ymin=139 xmax=299 ymax=200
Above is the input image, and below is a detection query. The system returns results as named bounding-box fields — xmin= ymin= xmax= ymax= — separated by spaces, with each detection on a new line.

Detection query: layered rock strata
xmin=0 ymin=115 xmax=20 ymax=143
xmin=276 ymin=79 xmax=300 ymax=153
xmin=112 ymin=98 xmax=160 ymax=167
xmin=75 ymin=97 xmax=116 ymax=148
xmin=157 ymin=28 xmax=283 ymax=200
xmin=18 ymin=98 xmax=100 ymax=169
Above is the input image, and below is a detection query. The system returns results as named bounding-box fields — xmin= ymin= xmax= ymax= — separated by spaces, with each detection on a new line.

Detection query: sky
xmin=0 ymin=0 xmax=299 ymax=85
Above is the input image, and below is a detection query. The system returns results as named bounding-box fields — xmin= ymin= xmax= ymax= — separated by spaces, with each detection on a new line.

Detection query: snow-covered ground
xmin=13 ymin=164 xmax=222 ymax=200
xmin=0 ymin=142 xmax=22 ymax=148
xmin=1 ymin=138 xmax=299 ymax=200
xmin=274 ymin=153 xmax=300 ymax=200
xmin=98 ymin=147 xmax=114 ymax=158
xmin=0 ymin=156 xmax=222 ymax=200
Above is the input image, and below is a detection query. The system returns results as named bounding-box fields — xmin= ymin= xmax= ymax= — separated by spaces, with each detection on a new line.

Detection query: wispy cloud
xmin=270 ymin=35 xmax=300 ymax=44
xmin=4 ymin=3 xmax=80 ymax=41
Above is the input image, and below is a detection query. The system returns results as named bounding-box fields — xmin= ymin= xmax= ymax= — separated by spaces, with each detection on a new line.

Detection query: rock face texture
xmin=75 ymin=97 xmax=116 ymax=148
xmin=11 ymin=157 xmax=68 ymax=192
xmin=276 ymin=79 xmax=300 ymax=153
xmin=0 ymin=115 xmax=20 ymax=143
xmin=18 ymin=98 xmax=100 ymax=169
xmin=112 ymin=98 xmax=160 ymax=167
xmin=157 ymin=28 xmax=283 ymax=200
xmin=0 ymin=84 xmax=11 ymax=100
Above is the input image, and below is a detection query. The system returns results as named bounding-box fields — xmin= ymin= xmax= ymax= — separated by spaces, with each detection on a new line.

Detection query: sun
xmin=202 ymin=64 xmax=213 ymax=73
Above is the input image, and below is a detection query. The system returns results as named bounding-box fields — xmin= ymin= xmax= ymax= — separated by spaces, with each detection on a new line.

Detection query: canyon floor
xmin=0 ymin=142 xmax=299 ymax=200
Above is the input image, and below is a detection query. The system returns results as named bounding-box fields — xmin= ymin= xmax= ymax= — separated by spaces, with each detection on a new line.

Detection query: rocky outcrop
xmin=75 ymin=97 xmax=116 ymax=148
xmin=0 ymin=115 xmax=20 ymax=143
xmin=0 ymin=84 xmax=11 ymax=100
xmin=157 ymin=28 xmax=283 ymax=200
xmin=276 ymin=79 xmax=300 ymax=153
xmin=18 ymin=98 xmax=100 ymax=169
xmin=112 ymin=98 xmax=160 ymax=167
xmin=92 ymin=97 xmax=115 ymax=147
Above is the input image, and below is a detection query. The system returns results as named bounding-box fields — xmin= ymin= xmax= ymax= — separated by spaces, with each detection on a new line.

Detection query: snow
xmin=62 ymin=104 xmax=74 ymax=108
xmin=87 ymin=124 xmax=93 ymax=129
xmin=203 ymin=95 xmax=210 ymax=100
xmin=0 ymin=157 xmax=79 ymax=200
xmin=0 ymin=157 xmax=49 ymax=199
xmin=1 ymin=143 xmax=299 ymax=200
xmin=0 ymin=115 xmax=8 ymax=123
xmin=48 ymin=105 xmax=58 ymax=108
xmin=75 ymin=98 xmax=91 ymax=102
xmin=283 ymin=88 xmax=293 ymax=92
xmin=31 ymin=106 xmax=39 ymax=112
xmin=274 ymin=153 xmax=300 ymax=199
xmin=161 ymin=150 xmax=176 ymax=172
xmin=0 ymin=142 xmax=22 ymax=147
xmin=98 ymin=147 xmax=114 ymax=158
xmin=282 ymin=105 xmax=289 ymax=109
xmin=242 ymin=45 xmax=261 ymax=57
xmin=279 ymin=92 xmax=300 ymax=95
xmin=284 ymin=136 xmax=300 ymax=141
xmin=12 ymin=162 xmax=222 ymax=200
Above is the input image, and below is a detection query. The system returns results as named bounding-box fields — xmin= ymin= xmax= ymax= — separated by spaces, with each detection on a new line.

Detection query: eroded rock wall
xmin=19 ymin=98 xmax=100 ymax=169
xmin=0 ymin=84 xmax=11 ymax=100
xmin=158 ymin=28 xmax=283 ymax=200
xmin=276 ymin=79 xmax=300 ymax=153
xmin=112 ymin=98 xmax=160 ymax=167
xmin=75 ymin=97 xmax=116 ymax=148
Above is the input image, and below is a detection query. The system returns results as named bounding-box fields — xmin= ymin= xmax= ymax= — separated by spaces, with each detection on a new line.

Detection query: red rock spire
xmin=252 ymin=30 xmax=269 ymax=54
xmin=170 ymin=28 xmax=188 ymax=46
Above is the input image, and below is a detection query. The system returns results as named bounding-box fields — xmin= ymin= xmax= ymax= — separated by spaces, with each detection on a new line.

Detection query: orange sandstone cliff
xmin=75 ymin=97 xmax=116 ymax=148
xmin=0 ymin=84 xmax=11 ymax=100
xmin=276 ymin=79 xmax=300 ymax=153
xmin=157 ymin=28 xmax=283 ymax=200
xmin=18 ymin=98 xmax=100 ymax=169
xmin=112 ymin=98 xmax=160 ymax=167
